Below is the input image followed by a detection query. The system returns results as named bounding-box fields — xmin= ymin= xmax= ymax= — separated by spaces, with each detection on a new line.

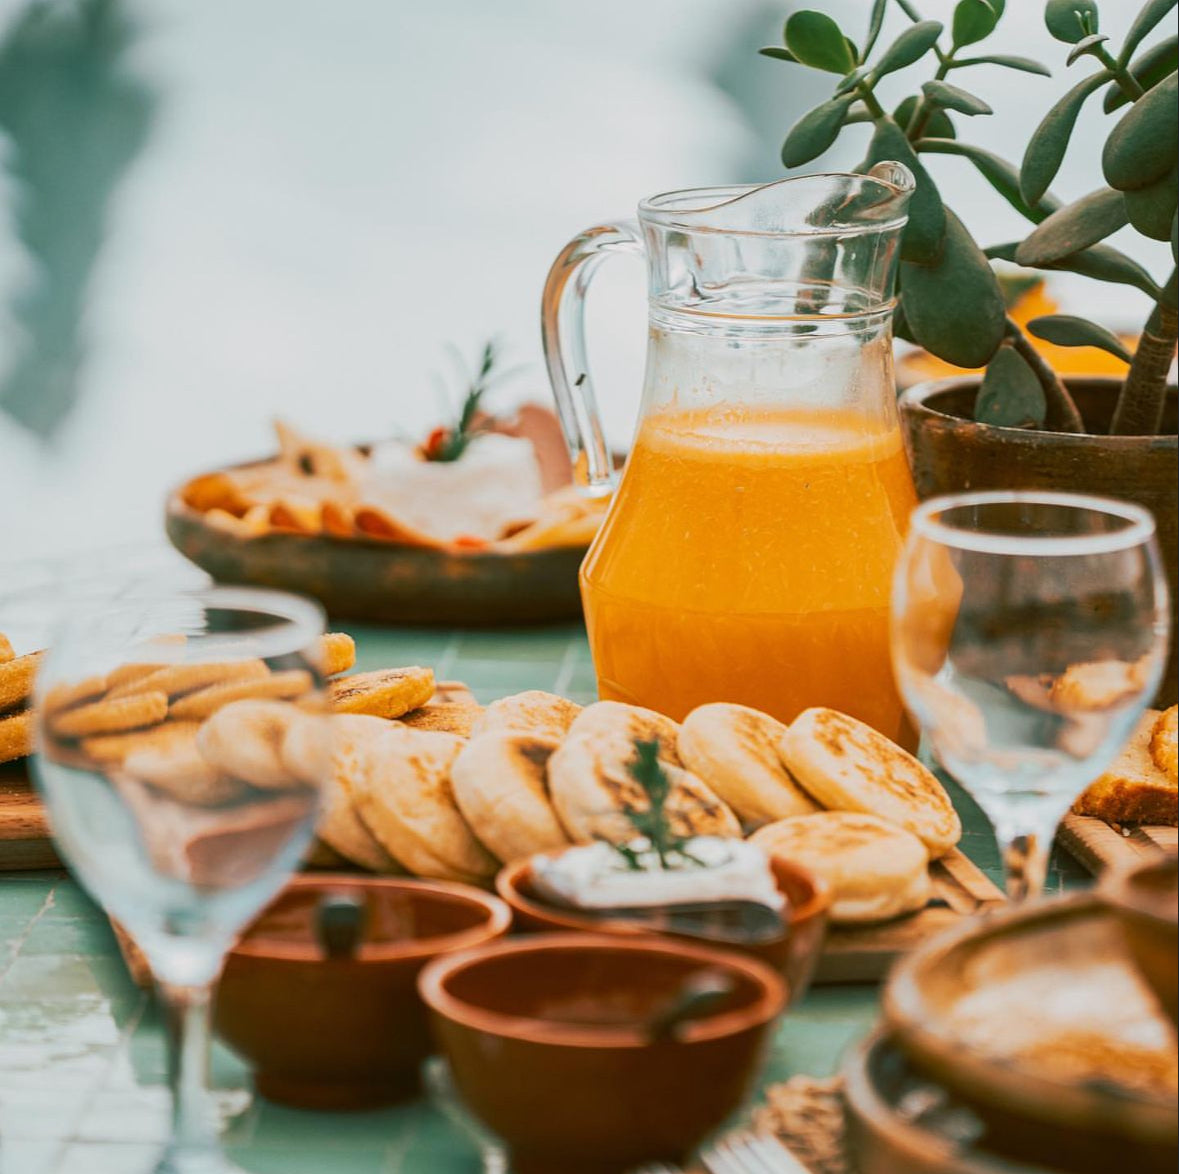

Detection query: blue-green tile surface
xmin=0 ymin=623 xmax=1090 ymax=1173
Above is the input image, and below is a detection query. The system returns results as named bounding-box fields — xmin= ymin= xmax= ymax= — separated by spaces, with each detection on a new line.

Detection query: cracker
xmin=168 ymin=670 xmax=313 ymax=720
xmin=50 ymin=692 xmax=168 ymax=739
xmin=0 ymin=710 xmax=33 ymax=764
xmin=81 ymin=721 xmax=203 ymax=764
xmin=319 ymin=632 xmax=356 ymax=677
xmin=0 ymin=651 xmax=43 ymax=713
xmin=328 ymin=667 xmax=434 ymax=718
xmin=108 ymin=659 xmax=268 ymax=700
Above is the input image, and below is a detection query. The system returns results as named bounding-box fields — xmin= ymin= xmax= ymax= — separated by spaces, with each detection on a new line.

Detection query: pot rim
xmin=228 ymin=874 xmax=512 ymax=964
xmin=417 ymin=931 xmax=787 ymax=1049
xmin=898 ymin=376 xmax=1178 ymax=447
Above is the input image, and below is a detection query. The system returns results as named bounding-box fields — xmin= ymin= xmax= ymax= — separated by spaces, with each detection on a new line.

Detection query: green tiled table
xmin=0 ymin=623 xmax=1090 ymax=1174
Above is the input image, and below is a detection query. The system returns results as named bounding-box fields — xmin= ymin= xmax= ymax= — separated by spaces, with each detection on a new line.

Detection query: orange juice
xmin=581 ymin=406 xmax=918 ymax=745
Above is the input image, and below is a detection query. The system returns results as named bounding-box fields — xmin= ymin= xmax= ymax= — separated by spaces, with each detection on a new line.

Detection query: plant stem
xmin=1095 ymin=45 xmax=1145 ymax=101
xmin=857 ymin=85 xmax=887 ymax=119
xmin=1006 ymin=318 xmax=1086 ymax=433
xmin=1110 ymin=289 xmax=1178 ymax=436
xmin=907 ymin=53 xmax=954 ymax=141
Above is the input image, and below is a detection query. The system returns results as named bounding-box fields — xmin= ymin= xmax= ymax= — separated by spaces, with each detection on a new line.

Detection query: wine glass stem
xmin=997 ymin=828 xmax=1051 ymax=902
xmin=158 ymin=980 xmax=220 ymax=1171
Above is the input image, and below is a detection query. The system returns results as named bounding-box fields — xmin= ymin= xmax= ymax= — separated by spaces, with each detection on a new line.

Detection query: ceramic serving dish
xmin=495 ymin=850 xmax=830 ymax=1004
xmin=418 ymin=933 xmax=786 ymax=1174
xmin=1100 ymin=853 xmax=1178 ymax=1025
xmin=842 ymin=1029 xmax=1063 ymax=1174
xmin=215 ymin=875 xmax=510 ymax=1109
xmin=882 ymin=893 xmax=1178 ymax=1174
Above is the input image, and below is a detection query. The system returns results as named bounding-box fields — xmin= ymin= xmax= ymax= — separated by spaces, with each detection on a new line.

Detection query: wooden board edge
xmin=1058 ymin=811 xmax=1177 ymax=875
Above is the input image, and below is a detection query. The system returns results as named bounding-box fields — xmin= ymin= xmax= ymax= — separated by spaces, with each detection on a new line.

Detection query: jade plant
xmin=760 ymin=0 xmax=1177 ymax=434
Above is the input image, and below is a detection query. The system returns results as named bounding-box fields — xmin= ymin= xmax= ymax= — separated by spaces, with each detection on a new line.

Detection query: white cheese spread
xmin=531 ymin=836 xmax=784 ymax=911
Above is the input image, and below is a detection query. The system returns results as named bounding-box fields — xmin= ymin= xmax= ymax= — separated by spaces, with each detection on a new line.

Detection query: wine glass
xmin=33 ymin=586 xmax=329 ymax=1173
xmin=891 ymin=491 xmax=1169 ymax=901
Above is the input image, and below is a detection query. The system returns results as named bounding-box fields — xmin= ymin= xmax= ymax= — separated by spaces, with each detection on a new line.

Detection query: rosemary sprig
xmin=421 ymin=339 xmax=498 ymax=462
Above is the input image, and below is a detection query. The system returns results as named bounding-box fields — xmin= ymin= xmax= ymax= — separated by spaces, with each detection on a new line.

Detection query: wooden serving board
xmin=1057 ymin=811 xmax=1177 ymax=876
xmin=0 ymin=762 xmax=59 ymax=871
xmin=814 ymin=847 xmax=1005 ymax=985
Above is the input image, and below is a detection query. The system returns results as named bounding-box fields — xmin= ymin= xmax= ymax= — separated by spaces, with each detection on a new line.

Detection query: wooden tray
xmin=1058 ymin=812 xmax=1177 ymax=876
xmin=0 ymin=763 xmax=58 ymax=871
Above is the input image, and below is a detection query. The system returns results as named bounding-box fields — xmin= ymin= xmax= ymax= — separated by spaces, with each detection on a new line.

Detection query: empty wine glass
xmin=891 ymin=491 xmax=1169 ymax=901
xmin=33 ymin=586 xmax=329 ymax=1173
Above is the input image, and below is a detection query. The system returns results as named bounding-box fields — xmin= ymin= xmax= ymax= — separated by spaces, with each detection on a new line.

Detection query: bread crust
xmin=1072 ymin=709 xmax=1177 ymax=826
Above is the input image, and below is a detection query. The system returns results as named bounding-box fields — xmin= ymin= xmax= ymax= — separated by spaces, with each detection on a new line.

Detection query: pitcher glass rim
xmin=637 ymin=166 xmax=915 ymax=238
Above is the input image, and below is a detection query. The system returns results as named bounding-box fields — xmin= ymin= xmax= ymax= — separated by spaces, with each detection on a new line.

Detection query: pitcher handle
xmin=541 ymin=219 xmax=644 ymax=495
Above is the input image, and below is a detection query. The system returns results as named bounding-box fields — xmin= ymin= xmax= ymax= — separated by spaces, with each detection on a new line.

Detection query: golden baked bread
xmin=780 ymin=707 xmax=961 ymax=856
xmin=195 ymin=700 xmax=298 ymax=789
xmin=678 ymin=702 xmax=818 ymax=828
xmin=108 ymin=659 xmax=267 ymax=700
xmin=450 ymin=731 xmax=570 ymax=864
xmin=547 ymin=701 xmax=740 ymax=845
xmin=0 ymin=633 xmax=13 ymax=664
xmin=0 ymin=651 xmax=42 ymax=713
xmin=471 ymin=690 xmax=582 ymax=741
xmin=327 ymin=667 xmax=434 ymax=718
xmin=318 ymin=632 xmax=356 ymax=677
xmin=1072 ymin=709 xmax=1177 ymax=826
xmin=168 ymin=670 xmax=312 ymax=720
xmin=750 ymin=811 xmax=931 ymax=924
xmin=1050 ymin=658 xmax=1148 ymax=711
xmin=50 ymin=691 xmax=168 ymax=739
xmin=124 ymin=736 xmax=242 ymax=807
xmin=0 ymin=710 xmax=33 ymax=764
xmin=350 ymin=726 xmax=498 ymax=883
xmin=1150 ymin=705 xmax=1177 ymax=785
xmin=398 ymin=702 xmax=484 ymax=737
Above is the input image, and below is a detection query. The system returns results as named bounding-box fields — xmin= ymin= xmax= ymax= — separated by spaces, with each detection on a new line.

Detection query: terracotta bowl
xmin=215 ymin=875 xmax=511 ymax=1109
xmin=882 ymin=893 xmax=1177 ymax=1173
xmin=1100 ymin=853 xmax=1179 ymax=1025
xmin=495 ymin=850 xmax=829 ymax=1005
xmin=418 ymin=933 xmax=786 ymax=1173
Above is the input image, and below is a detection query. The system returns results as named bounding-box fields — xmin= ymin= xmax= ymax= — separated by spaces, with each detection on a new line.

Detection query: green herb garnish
xmin=420 ymin=340 xmax=498 ymax=462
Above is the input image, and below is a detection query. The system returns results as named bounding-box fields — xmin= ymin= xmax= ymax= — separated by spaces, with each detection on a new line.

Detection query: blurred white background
xmin=0 ymin=0 xmax=1168 ymax=563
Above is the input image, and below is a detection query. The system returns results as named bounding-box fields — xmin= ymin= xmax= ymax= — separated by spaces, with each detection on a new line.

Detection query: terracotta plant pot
xmin=418 ymin=933 xmax=786 ymax=1174
xmin=495 ymin=851 xmax=830 ymax=1006
xmin=215 ymin=875 xmax=511 ymax=1109
xmin=898 ymin=378 xmax=1178 ymax=707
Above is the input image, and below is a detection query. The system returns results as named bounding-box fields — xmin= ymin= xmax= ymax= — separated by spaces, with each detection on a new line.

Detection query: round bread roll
xmin=350 ymin=726 xmax=498 ymax=884
xmin=195 ymin=699 xmax=299 ymax=789
xmin=471 ymin=690 xmax=583 ymax=742
xmin=450 ymin=731 xmax=570 ymax=864
xmin=679 ymin=702 xmax=818 ymax=828
xmin=548 ymin=701 xmax=740 ymax=844
xmin=780 ymin=707 xmax=961 ymax=856
xmin=750 ymin=812 xmax=931 ymax=924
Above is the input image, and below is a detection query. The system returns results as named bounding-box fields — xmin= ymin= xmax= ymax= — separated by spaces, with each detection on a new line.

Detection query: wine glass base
xmin=154 ymin=1146 xmax=246 ymax=1174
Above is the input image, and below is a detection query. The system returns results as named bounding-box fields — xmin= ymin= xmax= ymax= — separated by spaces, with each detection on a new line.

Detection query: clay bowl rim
xmin=228 ymin=874 xmax=512 ymax=964
xmin=494 ymin=848 xmax=831 ymax=944
xmin=881 ymin=892 xmax=1178 ymax=1134
xmin=418 ymin=931 xmax=787 ymax=1049
xmin=898 ymin=375 xmax=1179 ymax=447
xmin=1098 ymin=853 xmax=1179 ymax=935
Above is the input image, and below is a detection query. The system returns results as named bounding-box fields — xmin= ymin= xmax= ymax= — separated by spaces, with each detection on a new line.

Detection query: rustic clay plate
xmin=882 ymin=894 xmax=1177 ymax=1174
xmin=165 ymin=457 xmax=597 ymax=626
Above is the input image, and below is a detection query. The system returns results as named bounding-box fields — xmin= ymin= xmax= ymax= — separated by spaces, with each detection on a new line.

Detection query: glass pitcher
xmin=542 ymin=164 xmax=920 ymax=745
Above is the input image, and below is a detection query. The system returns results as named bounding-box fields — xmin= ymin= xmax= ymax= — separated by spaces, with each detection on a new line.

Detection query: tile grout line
xmin=0 ymin=883 xmax=57 ymax=985
xmin=433 ymin=631 xmax=462 ymax=680
xmin=550 ymin=636 xmax=580 ymax=696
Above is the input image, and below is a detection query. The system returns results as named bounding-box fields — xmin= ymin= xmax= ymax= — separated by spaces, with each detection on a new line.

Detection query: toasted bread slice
xmin=679 ymin=703 xmax=818 ymax=829
xmin=1150 ymin=705 xmax=1177 ymax=785
xmin=750 ymin=811 xmax=930 ymax=925
xmin=1072 ymin=709 xmax=1177 ymax=826
xmin=547 ymin=701 xmax=740 ymax=845
xmin=451 ymin=731 xmax=570 ymax=864
xmin=780 ymin=707 xmax=961 ymax=856
xmin=471 ymin=690 xmax=582 ymax=741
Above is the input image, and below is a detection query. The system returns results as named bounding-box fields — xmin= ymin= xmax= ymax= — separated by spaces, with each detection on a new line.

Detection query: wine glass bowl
xmin=33 ymin=586 xmax=329 ymax=1172
xmin=891 ymin=492 xmax=1169 ymax=900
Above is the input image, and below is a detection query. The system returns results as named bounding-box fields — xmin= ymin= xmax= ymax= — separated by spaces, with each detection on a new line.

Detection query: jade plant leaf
xmin=975 ymin=345 xmax=1046 ymax=428
xmin=1045 ymin=0 xmax=1099 ymax=43
xmin=1016 ymin=187 xmax=1130 ymax=265
xmin=1123 ymin=164 xmax=1179 ymax=240
xmin=1026 ymin=314 xmax=1133 ymax=362
xmin=1102 ymin=72 xmax=1179 ymax=191
xmin=952 ymin=54 xmax=1050 ymax=75
xmin=1020 ymin=70 xmax=1110 ymax=203
xmin=759 ymin=46 xmax=799 ymax=62
xmin=785 ymin=11 xmax=856 ymax=73
xmin=1118 ymin=0 xmax=1178 ymax=66
xmin=917 ymin=139 xmax=1058 ymax=223
xmin=860 ymin=119 xmax=945 ymax=263
xmin=899 ymin=208 xmax=1006 ymax=368
xmin=1066 ymin=34 xmax=1109 ymax=67
xmin=952 ymin=0 xmax=999 ymax=49
xmin=864 ymin=0 xmax=888 ymax=61
xmin=1104 ymin=35 xmax=1177 ymax=112
xmin=921 ymin=79 xmax=993 ymax=115
xmin=987 ymin=239 xmax=1161 ymax=298
xmin=874 ymin=20 xmax=944 ymax=78
xmin=781 ymin=94 xmax=857 ymax=167
xmin=895 ymin=95 xmax=955 ymax=140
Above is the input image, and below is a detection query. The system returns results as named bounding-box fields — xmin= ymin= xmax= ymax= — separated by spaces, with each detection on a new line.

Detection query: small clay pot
xmin=1100 ymin=853 xmax=1179 ymax=1025
xmin=495 ymin=851 xmax=829 ymax=1006
xmin=418 ymin=933 xmax=786 ymax=1174
xmin=899 ymin=378 xmax=1178 ymax=706
xmin=215 ymin=875 xmax=511 ymax=1109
